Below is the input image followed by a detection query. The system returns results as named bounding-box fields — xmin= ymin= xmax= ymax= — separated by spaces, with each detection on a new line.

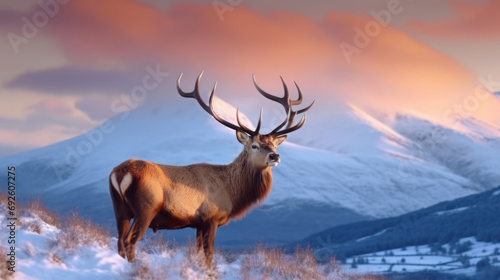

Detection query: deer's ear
xmin=273 ymin=135 xmax=287 ymax=147
xmin=236 ymin=131 xmax=250 ymax=145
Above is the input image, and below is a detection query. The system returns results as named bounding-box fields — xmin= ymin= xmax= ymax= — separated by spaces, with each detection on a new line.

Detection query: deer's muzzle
xmin=267 ymin=153 xmax=280 ymax=167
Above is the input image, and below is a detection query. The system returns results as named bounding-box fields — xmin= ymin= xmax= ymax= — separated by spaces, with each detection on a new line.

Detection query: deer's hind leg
xmin=110 ymin=183 xmax=131 ymax=259
xmin=123 ymin=206 xmax=160 ymax=262
xmin=115 ymin=210 xmax=131 ymax=259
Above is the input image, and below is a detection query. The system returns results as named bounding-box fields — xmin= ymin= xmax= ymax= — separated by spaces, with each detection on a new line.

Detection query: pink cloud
xmin=22 ymin=98 xmax=94 ymax=132
xmin=47 ymin=1 xmax=338 ymax=84
xmin=407 ymin=0 xmax=500 ymax=39
xmin=29 ymin=98 xmax=74 ymax=116
xmin=7 ymin=0 xmax=500 ymax=123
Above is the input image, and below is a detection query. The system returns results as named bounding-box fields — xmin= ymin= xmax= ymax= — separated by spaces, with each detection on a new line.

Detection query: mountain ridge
xmin=297 ymin=185 xmax=500 ymax=260
xmin=1 ymin=92 xmax=500 ymax=247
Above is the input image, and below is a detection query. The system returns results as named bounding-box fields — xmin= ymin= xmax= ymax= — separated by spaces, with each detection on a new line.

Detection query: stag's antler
xmin=177 ymin=72 xmax=314 ymax=137
xmin=252 ymin=74 xmax=315 ymax=136
xmin=177 ymin=72 xmax=262 ymax=136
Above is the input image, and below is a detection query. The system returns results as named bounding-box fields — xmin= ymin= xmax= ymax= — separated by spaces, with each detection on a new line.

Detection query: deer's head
xmin=177 ymin=73 xmax=314 ymax=170
xmin=236 ymin=133 xmax=285 ymax=169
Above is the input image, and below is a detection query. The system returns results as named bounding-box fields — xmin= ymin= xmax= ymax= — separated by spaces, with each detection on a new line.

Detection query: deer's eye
xmin=251 ymin=145 xmax=259 ymax=150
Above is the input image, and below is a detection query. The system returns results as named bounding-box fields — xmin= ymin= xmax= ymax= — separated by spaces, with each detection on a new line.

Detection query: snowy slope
xmin=1 ymin=91 xmax=500 ymax=246
xmin=299 ymin=185 xmax=500 ymax=260
xmin=297 ymin=185 xmax=500 ymax=279
xmin=343 ymin=237 xmax=500 ymax=277
xmin=0 ymin=200 xmax=369 ymax=279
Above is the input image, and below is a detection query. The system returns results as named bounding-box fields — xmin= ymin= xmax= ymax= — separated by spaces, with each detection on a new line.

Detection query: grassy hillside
xmin=0 ymin=196 xmax=383 ymax=279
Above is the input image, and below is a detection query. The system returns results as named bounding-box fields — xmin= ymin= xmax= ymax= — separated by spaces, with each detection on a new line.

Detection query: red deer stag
xmin=109 ymin=73 xmax=314 ymax=267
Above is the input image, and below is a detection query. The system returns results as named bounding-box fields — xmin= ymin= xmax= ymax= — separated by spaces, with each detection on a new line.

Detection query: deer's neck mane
xmin=227 ymin=150 xmax=273 ymax=219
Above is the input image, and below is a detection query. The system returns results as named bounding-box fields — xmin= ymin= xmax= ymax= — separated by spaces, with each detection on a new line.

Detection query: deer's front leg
xmin=196 ymin=227 xmax=204 ymax=252
xmin=201 ymin=222 xmax=218 ymax=268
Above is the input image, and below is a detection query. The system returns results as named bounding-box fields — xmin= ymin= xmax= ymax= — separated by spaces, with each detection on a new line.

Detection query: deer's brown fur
xmin=109 ymin=73 xmax=314 ymax=267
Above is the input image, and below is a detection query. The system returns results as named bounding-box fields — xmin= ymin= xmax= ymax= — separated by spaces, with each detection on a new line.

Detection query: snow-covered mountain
xmin=2 ymin=91 xmax=500 ymax=247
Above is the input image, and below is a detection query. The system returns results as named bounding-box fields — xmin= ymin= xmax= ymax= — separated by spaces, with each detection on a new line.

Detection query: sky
xmin=0 ymin=0 xmax=500 ymax=156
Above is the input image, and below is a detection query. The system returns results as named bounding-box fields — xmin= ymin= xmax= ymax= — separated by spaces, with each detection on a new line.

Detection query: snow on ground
xmin=343 ymin=237 xmax=500 ymax=276
xmin=0 ymin=201 xmax=375 ymax=280
xmin=7 ymin=203 xmax=496 ymax=280
xmin=356 ymin=229 xmax=389 ymax=242
xmin=434 ymin=206 xmax=470 ymax=216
